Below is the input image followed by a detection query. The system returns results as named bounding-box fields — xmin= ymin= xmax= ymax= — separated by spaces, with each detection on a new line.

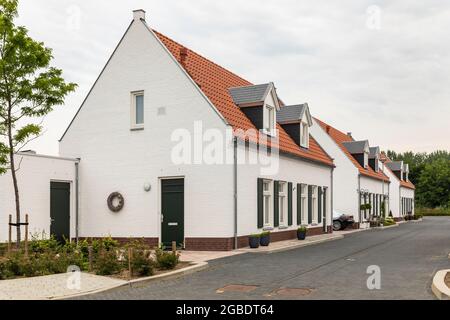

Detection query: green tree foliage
xmin=386 ymin=150 xmax=450 ymax=208
xmin=0 ymin=0 xmax=77 ymax=246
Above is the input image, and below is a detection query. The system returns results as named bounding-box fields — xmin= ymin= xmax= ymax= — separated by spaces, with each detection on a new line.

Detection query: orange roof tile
xmin=380 ymin=153 xmax=415 ymax=189
xmin=153 ymin=30 xmax=334 ymax=167
xmin=315 ymin=118 xmax=389 ymax=182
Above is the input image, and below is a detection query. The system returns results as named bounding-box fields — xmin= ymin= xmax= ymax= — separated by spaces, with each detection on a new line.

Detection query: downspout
xmin=233 ymin=137 xmax=238 ymax=250
xmin=330 ymin=167 xmax=334 ymax=233
xmin=358 ymin=174 xmax=361 ymax=226
xmin=75 ymin=159 xmax=80 ymax=244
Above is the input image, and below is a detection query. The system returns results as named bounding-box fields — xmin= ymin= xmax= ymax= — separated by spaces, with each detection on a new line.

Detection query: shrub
xmin=249 ymin=233 xmax=261 ymax=238
xmin=29 ymin=233 xmax=60 ymax=254
xmin=260 ymin=231 xmax=271 ymax=237
xmin=125 ymin=239 xmax=154 ymax=277
xmin=155 ymin=247 xmax=179 ymax=270
xmin=93 ymin=249 xmax=122 ymax=276
xmin=297 ymin=226 xmax=307 ymax=232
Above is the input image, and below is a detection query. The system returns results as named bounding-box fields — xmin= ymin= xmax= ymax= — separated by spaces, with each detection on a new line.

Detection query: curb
xmin=374 ymin=224 xmax=399 ymax=230
xmin=431 ymin=269 xmax=450 ymax=300
xmin=244 ymin=235 xmax=344 ymax=254
xmin=54 ymin=261 xmax=209 ymax=300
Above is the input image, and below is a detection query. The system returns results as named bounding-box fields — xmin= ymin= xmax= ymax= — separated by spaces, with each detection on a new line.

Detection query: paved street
xmin=75 ymin=217 xmax=450 ymax=300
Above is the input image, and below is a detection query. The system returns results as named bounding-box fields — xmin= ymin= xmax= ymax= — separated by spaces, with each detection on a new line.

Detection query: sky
xmin=14 ymin=0 xmax=450 ymax=155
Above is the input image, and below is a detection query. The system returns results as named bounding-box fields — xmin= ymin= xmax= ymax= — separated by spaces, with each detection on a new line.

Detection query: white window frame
xmin=263 ymin=104 xmax=276 ymax=136
xmin=312 ymin=186 xmax=318 ymax=224
xmin=278 ymin=181 xmax=287 ymax=226
xmin=300 ymin=121 xmax=309 ymax=149
xmin=131 ymin=91 xmax=144 ymax=129
xmin=263 ymin=180 xmax=273 ymax=227
xmin=364 ymin=152 xmax=369 ymax=169
xmin=301 ymin=184 xmax=308 ymax=225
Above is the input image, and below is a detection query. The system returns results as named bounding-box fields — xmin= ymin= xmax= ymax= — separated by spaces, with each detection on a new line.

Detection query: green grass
xmin=415 ymin=207 xmax=450 ymax=216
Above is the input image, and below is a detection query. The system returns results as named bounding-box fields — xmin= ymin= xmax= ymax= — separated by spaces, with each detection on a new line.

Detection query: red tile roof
xmin=315 ymin=118 xmax=389 ymax=182
xmin=153 ymin=30 xmax=334 ymax=167
xmin=380 ymin=153 xmax=415 ymax=190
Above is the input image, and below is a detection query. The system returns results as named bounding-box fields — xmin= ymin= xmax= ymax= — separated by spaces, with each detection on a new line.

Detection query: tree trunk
xmin=7 ymin=111 xmax=21 ymax=248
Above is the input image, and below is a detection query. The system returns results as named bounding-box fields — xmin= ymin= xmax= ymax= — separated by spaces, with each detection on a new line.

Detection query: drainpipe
xmin=233 ymin=137 xmax=238 ymax=250
xmin=330 ymin=167 xmax=334 ymax=233
xmin=357 ymin=174 xmax=361 ymax=225
xmin=75 ymin=159 xmax=80 ymax=244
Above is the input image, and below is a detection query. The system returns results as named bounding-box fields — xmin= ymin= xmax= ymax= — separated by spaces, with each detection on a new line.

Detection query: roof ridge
xmin=152 ymin=29 xmax=252 ymax=86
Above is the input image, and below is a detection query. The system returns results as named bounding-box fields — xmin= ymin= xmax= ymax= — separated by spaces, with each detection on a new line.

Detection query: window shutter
xmin=297 ymin=184 xmax=302 ymax=225
xmin=257 ymin=178 xmax=264 ymax=229
xmin=274 ymin=181 xmax=279 ymax=227
xmin=318 ymin=187 xmax=322 ymax=224
xmin=273 ymin=181 xmax=280 ymax=227
xmin=308 ymin=185 xmax=312 ymax=224
xmin=288 ymin=182 xmax=293 ymax=226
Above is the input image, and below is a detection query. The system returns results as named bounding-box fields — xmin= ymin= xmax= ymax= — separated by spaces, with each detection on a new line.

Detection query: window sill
xmin=278 ymin=225 xmax=289 ymax=230
xmin=130 ymin=127 xmax=144 ymax=131
xmin=263 ymin=226 xmax=274 ymax=231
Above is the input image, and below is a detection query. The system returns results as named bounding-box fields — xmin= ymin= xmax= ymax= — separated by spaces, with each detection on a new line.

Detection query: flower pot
xmin=297 ymin=230 xmax=306 ymax=240
xmin=260 ymin=234 xmax=270 ymax=246
xmin=249 ymin=237 xmax=260 ymax=249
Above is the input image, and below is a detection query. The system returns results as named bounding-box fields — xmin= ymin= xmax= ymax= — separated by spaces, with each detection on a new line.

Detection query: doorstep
xmin=238 ymin=233 xmax=344 ymax=254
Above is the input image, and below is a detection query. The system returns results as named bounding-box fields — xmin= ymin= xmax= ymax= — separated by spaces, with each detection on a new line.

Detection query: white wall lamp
xmin=143 ymin=183 xmax=151 ymax=192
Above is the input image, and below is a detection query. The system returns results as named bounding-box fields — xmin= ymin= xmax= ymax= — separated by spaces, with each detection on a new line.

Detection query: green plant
xmin=249 ymin=233 xmax=261 ymax=238
xmin=29 ymin=233 xmax=60 ymax=254
xmin=93 ymin=249 xmax=122 ymax=276
xmin=125 ymin=239 xmax=154 ymax=277
xmin=297 ymin=226 xmax=307 ymax=232
xmin=154 ymin=247 xmax=180 ymax=270
xmin=260 ymin=231 xmax=271 ymax=237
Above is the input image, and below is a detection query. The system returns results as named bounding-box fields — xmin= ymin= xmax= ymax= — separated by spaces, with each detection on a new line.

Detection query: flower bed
xmin=0 ymin=235 xmax=180 ymax=280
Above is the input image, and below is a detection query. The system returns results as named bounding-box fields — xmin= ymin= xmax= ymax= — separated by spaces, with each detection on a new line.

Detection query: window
xmin=278 ymin=182 xmax=287 ymax=226
xmin=301 ymin=184 xmax=307 ymax=225
xmin=263 ymin=180 xmax=272 ymax=226
xmin=312 ymin=186 xmax=317 ymax=223
xmin=300 ymin=122 xmax=309 ymax=148
xmin=264 ymin=104 xmax=275 ymax=135
xmin=364 ymin=152 xmax=369 ymax=168
xmin=131 ymin=91 xmax=144 ymax=129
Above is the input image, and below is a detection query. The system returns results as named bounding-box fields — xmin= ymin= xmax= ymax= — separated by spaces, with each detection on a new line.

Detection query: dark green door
xmin=50 ymin=182 xmax=71 ymax=243
xmin=161 ymin=179 xmax=184 ymax=248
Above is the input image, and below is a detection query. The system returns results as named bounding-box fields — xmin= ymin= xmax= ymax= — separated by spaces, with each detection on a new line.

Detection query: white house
xmin=310 ymin=118 xmax=390 ymax=228
xmin=55 ymin=10 xmax=335 ymax=250
xmin=0 ymin=152 xmax=78 ymax=242
xmin=380 ymin=153 xmax=415 ymax=219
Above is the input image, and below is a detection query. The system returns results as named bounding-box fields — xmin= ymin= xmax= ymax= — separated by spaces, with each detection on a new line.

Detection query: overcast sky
xmin=15 ymin=0 xmax=450 ymax=155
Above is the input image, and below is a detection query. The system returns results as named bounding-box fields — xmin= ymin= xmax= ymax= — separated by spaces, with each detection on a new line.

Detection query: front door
xmin=161 ymin=179 xmax=184 ymax=248
xmin=50 ymin=182 xmax=71 ymax=243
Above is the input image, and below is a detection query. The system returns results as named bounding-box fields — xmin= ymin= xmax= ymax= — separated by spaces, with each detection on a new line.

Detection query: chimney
xmin=347 ymin=132 xmax=353 ymax=138
xmin=133 ymin=9 xmax=146 ymax=21
xmin=180 ymin=47 xmax=188 ymax=65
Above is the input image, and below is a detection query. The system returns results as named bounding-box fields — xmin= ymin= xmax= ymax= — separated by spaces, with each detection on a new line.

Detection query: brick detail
xmin=185 ymin=226 xmax=329 ymax=251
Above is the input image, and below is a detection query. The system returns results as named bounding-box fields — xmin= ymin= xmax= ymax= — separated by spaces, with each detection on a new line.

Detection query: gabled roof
xmin=369 ymin=147 xmax=380 ymax=159
xmin=153 ymin=30 xmax=334 ymax=167
xmin=276 ymin=103 xmax=312 ymax=126
xmin=229 ymin=83 xmax=273 ymax=106
xmin=342 ymin=140 xmax=368 ymax=154
xmin=315 ymin=118 xmax=389 ymax=182
xmin=383 ymin=159 xmax=415 ymax=190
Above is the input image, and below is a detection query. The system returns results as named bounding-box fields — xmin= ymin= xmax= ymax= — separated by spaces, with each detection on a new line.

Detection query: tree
xmin=0 ymin=0 xmax=77 ymax=247
xmin=417 ymin=159 xmax=450 ymax=208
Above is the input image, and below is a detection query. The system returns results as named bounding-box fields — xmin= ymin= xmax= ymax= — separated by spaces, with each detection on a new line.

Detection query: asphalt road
xmin=76 ymin=217 xmax=450 ymax=300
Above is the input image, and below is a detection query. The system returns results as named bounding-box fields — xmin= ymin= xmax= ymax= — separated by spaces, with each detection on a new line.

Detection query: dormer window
xmin=264 ymin=104 xmax=276 ymax=135
xmin=300 ymin=121 xmax=309 ymax=148
xmin=364 ymin=151 xmax=369 ymax=169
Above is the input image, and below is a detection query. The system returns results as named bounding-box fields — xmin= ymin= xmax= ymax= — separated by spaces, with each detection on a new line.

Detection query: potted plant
xmin=260 ymin=231 xmax=271 ymax=246
xmin=297 ymin=226 xmax=307 ymax=240
xmin=248 ymin=234 xmax=260 ymax=249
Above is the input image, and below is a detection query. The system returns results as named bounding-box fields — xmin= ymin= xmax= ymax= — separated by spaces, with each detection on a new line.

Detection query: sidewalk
xmin=0 ymin=272 xmax=126 ymax=300
xmin=238 ymin=233 xmax=344 ymax=254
